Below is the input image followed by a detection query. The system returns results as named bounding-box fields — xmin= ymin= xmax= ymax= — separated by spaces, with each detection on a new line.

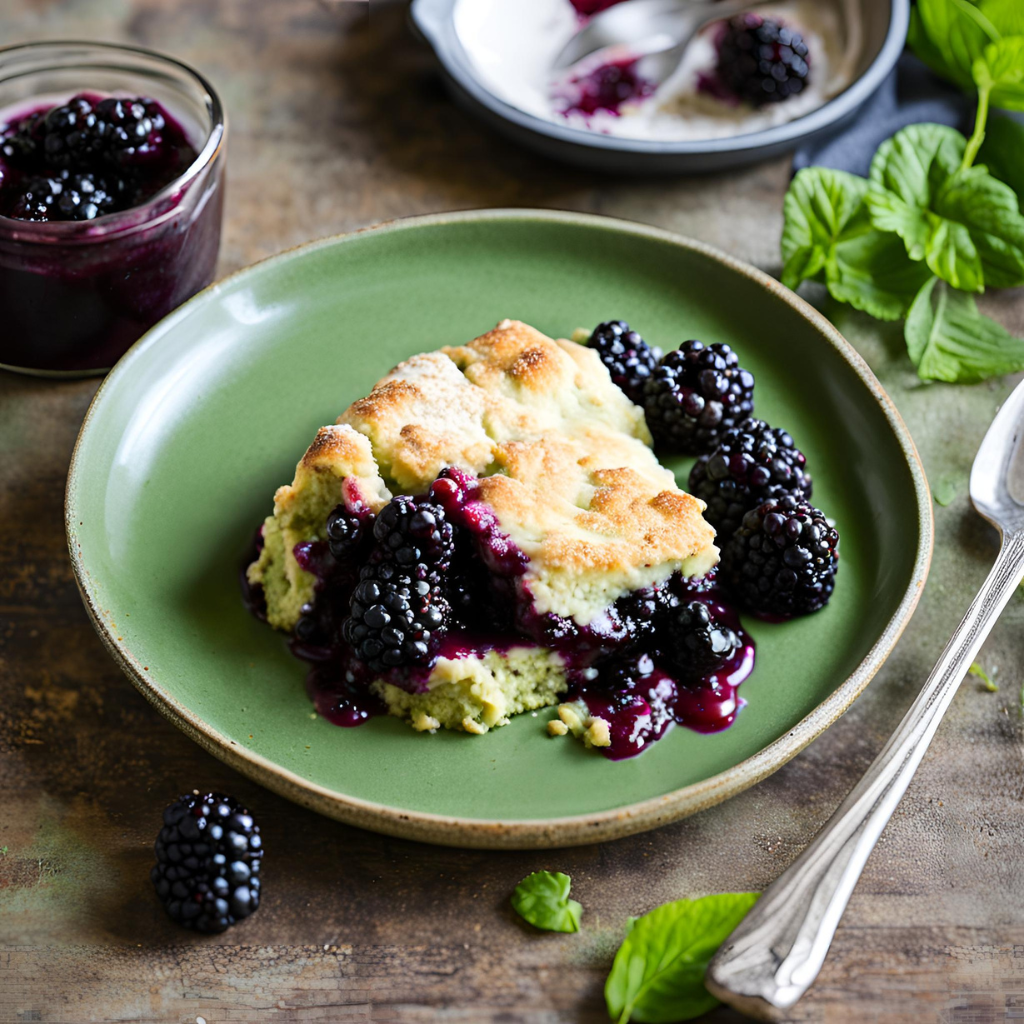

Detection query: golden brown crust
xmin=255 ymin=320 xmax=717 ymax=629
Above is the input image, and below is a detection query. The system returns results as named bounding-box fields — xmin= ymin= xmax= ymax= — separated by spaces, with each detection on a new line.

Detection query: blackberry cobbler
xmin=246 ymin=319 xmax=838 ymax=759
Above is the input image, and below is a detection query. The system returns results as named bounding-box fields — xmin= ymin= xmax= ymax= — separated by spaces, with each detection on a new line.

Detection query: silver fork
xmin=552 ymin=0 xmax=774 ymax=85
xmin=705 ymin=378 xmax=1024 ymax=1019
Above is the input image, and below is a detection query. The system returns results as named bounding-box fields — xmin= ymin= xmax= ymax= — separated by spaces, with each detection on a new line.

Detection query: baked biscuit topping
xmin=249 ymin=319 xmax=717 ymax=631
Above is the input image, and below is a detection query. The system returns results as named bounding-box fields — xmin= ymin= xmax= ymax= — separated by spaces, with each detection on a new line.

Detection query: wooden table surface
xmin=3 ymin=2 xmax=1024 ymax=1022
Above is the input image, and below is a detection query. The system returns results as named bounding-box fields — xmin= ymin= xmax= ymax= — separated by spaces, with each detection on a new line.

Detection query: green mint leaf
xmin=867 ymin=125 xmax=1024 ymax=291
xmin=932 ymin=472 xmax=962 ymax=506
xmin=969 ymin=661 xmax=999 ymax=691
xmin=910 ymin=0 xmax=1001 ymax=92
xmin=781 ymin=167 xmax=928 ymax=320
xmin=979 ymin=116 xmax=1024 ymax=202
xmin=781 ymin=167 xmax=866 ymax=290
xmin=933 ymin=164 xmax=1024 ymax=288
xmin=974 ymin=36 xmax=1024 ymax=110
xmin=511 ymin=871 xmax=582 ymax=933
xmin=981 ymin=0 xmax=1024 ymax=36
xmin=905 ymin=277 xmax=1024 ymax=382
xmin=869 ymin=124 xmax=966 ymax=211
xmin=605 ymin=892 xmax=759 ymax=1024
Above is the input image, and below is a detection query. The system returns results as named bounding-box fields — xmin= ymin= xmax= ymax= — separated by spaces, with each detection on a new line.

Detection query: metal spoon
xmin=552 ymin=0 xmax=774 ymax=87
xmin=705 ymin=378 xmax=1024 ymax=1019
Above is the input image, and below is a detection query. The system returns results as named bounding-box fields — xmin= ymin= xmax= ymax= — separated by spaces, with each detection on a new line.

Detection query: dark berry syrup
xmin=244 ymin=467 xmax=756 ymax=758
xmin=0 ymin=93 xmax=223 ymax=374
xmin=554 ymin=58 xmax=656 ymax=119
xmin=569 ymin=0 xmax=628 ymax=17
xmin=577 ymin=597 xmax=755 ymax=760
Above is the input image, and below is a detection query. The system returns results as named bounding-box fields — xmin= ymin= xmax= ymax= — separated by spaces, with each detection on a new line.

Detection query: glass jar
xmin=0 ymin=41 xmax=226 ymax=376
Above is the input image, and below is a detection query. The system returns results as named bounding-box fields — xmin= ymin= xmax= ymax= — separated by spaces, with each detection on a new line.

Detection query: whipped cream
xmin=454 ymin=0 xmax=862 ymax=142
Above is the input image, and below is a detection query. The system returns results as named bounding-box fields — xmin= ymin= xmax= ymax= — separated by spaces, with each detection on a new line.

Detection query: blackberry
xmin=595 ymin=652 xmax=656 ymax=708
xmin=343 ymin=562 xmax=450 ymax=671
xmin=665 ymin=601 xmax=741 ymax=681
xmin=372 ymin=495 xmax=455 ymax=572
xmin=588 ymin=320 xmax=662 ymax=402
xmin=721 ymin=494 xmax=839 ymax=617
xmin=151 ymin=792 xmax=262 ymax=934
xmin=688 ymin=418 xmax=811 ymax=540
xmin=93 ymin=96 xmax=166 ymax=164
xmin=717 ymin=14 xmax=810 ymax=107
xmin=1 ymin=111 xmax=44 ymax=166
xmin=670 ymin=567 xmax=718 ymax=598
xmin=326 ymin=504 xmax=373 ymax=562
xmin=615 ymin=583 xmax=670 ymax=646
xmin=6 ymin=169 xmax=121 ymax=222
xmin=642 ymin=339 xmax=755 ymax=454
xmin=37 ymin=94 xmax=166 ymax=171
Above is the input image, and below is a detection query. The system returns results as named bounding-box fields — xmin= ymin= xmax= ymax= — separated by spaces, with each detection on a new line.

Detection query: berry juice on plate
xmin=0 ymin=42 xmax=226 ymax=376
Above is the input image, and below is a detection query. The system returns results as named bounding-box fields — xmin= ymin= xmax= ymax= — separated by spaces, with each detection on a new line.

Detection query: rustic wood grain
xmin=2 ymin=2 xmax=1024 ymax=1022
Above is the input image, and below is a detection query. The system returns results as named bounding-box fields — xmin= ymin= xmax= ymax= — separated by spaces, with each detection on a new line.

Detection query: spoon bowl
xmin=707 ymin=378 xmax=1024 ymax=1018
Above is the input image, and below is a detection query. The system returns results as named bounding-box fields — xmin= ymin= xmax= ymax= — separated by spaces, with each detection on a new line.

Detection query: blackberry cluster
xmin=642 ymin=339 xmax=755 ymax=454
xmin=343 ymin=563 xmax=450 ymax=671
xmin=665 ymin=601 xmax=741 ymax=681
xmin=0 ymin=94 xmax=183 ymax=222
xmin=588 ymin=320 xmax=662 ymax=402
xmin=688 ymin=418 xmax=811 ymax=539
xmin=151 ymin=792 xmax=262 ymax=934
xmin=342 ymin=494 xmax=458 ymax=670
xmin=326 ymin=505 xmax=373 ymax=562
xmin=721 ymin=495 xmax=839 ymax=616
xmin=31 ymin=95 xmax=165 ymax=170
xmin=372 ymin=495 xmax=455 ymax=572
xmin=717 ymin=15 xmax=811 ymax=107
xmin=6 ymin=169 xmax=121 ymax=222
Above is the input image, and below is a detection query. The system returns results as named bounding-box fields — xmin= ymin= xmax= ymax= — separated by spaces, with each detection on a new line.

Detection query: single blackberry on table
xmin=688 ymin=418 xmax=811 ymax=540
xmin=326 ymin=504 xmax=373 ymax=562
xmin=372 ymin=495 xmax=455 ymax=572
xmin=343 ymin=562 xmax=450 ymax=671
xmin=587 ymin=320 xmax=662 ymax=402
xmin=721 ymin=494 xmax=839 ymax=617
xmin=716 ymin=14 xmax=810 ymax=107
xmin=665 ymin=600 xmax=741 ymax=681
xmin=151 ymin=792 xmax=262 ymax=934
xmin=642 ymin=339 xmax=755 ymax=454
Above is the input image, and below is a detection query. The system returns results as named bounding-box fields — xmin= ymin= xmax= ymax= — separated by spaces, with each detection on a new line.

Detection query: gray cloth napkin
xmin=792 ymin=53 xmax=975 ymax=176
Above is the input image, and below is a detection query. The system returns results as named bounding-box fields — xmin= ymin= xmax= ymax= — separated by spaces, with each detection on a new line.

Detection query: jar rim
xmin=0 ymin=40 xmax=226 ymax=242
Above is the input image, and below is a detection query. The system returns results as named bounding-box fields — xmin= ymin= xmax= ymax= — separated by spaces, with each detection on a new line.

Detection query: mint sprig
xmin=781 ymin=168 xmax=929 ymax=320
xmin=604 ymin=892 xmax=759 ymax=1023
xmin=782 ymin=10 xmax=1024 ymax=385
xmin=510 ymin=871 xmax=582 ymax=933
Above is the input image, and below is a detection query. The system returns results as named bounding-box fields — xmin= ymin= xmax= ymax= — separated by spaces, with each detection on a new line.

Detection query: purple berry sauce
xmin=554 ymin=57 xmax=656 ymax=119
xmin=0 ymin=92 xmax=223 ymax=374
xmin=245 ymin=467 xmax=756 ymax=757
xmin=568 ymin=0 xmax=627 ymax=16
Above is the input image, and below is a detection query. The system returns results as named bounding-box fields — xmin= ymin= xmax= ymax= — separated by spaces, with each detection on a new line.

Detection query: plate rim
xmin=65 ymin=208 xmax=934 ymax=849
xmin=409 ymin=0 xmax=911 ymax=159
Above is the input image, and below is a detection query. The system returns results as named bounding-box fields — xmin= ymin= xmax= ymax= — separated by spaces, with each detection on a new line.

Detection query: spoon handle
xmin=705 ymin=530 xmax=1024 ymax=1021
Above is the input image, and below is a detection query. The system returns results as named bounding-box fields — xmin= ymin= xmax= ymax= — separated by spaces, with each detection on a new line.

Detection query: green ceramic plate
xmin=66 ymin=210 xmax=932 ymax=849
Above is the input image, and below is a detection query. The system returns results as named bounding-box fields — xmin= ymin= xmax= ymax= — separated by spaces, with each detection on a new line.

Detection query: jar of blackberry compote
xmin=0 ymin=42 xmax=226 ymax=375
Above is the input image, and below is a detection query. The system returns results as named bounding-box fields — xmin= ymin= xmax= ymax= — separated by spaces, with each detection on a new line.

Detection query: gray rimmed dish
xmin=65 ymin=209 xmax=932 ymax=849
xmin=410 ymin=0 xmax=909 ymax=173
